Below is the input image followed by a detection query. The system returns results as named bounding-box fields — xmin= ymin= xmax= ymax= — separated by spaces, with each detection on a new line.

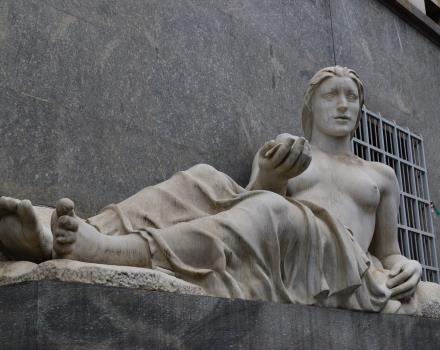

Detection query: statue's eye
xmin=346 ymin=93 xmax=358 ymax=101
xmin=323 ymin=92 xmax=335 ymax=99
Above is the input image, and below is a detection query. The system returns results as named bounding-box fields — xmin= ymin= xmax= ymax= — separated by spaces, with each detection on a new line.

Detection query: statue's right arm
xmin=246 ymin=134 xmax=312 ymax=196
xmin=369 ymin=163 xmax=422 ymax=300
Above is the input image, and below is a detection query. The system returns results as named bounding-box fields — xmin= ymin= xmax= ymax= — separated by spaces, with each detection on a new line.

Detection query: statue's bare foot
xmin=51 ymin=198 xmax=103 ymax=263
xmin=52 ymin=198 xmax=151 ymax=267
xmin=0 ymin=197 xmax=52 ymax=262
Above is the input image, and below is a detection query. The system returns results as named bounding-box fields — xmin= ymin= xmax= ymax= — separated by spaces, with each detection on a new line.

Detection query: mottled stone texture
xmin=0 ymin=0 xmax=333 ymax=215
xmin=0 ymin=283 xmax=37 ymax=349
xmin=0 ymin=281 xmax=438 ymax=350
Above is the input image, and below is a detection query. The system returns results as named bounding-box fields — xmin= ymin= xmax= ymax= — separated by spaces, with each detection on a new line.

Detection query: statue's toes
xmin=16 ymin=200 xmax=38 ymax=228
xmin=0 ymin=197 xmax=20 ymax=216
xmin=53 ymin=227 xmax=76 ymax=257
xmin=56 ymin=198 xmax=75 ymax=217
xmin=58 ymin=215 xmax=79 ymax=231
xmin=54 ymin=230 xmax=76 ymax=244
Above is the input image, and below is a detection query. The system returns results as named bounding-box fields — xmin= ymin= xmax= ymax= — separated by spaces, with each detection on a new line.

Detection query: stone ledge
xmin=0 ymin=259 xmax=204 ymax=296
xmin=1 ymin=281 xmax=440 ymax=350
xmin=2 ymin=259 xmax=440 ymax=319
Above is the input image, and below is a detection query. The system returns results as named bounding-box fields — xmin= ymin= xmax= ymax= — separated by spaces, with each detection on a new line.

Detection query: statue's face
xmin=310 ymin=76 xmax=360 ymax=138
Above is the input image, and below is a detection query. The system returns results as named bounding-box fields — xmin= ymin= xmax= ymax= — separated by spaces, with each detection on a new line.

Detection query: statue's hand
xmin=387 ymin=259 xmax=422 ymax=301
xmin=258 ymin=134 xmax=312 ymax=183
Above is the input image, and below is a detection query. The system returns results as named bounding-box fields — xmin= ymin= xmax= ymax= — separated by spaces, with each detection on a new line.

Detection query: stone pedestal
xmin=1 ymin=281 xmax=439 ymax=350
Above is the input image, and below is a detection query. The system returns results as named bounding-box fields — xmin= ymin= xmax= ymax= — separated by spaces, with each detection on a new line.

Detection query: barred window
xmin=352 ymin=107 xmax=439 ymax=283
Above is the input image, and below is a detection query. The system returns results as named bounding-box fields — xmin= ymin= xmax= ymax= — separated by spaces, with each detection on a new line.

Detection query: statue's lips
xmin=334 ymin=115 xmax=351 ymax=121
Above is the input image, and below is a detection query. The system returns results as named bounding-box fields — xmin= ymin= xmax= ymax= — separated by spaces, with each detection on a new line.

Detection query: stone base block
xmin=1 ymin=281 xmax=440 ymax=350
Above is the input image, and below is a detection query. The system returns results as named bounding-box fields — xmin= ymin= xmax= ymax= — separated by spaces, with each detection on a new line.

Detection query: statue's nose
xmin=337 ymin=105 xmax=348 ymax=113
xmin=337 ymin=96 xmax=348 ymax=113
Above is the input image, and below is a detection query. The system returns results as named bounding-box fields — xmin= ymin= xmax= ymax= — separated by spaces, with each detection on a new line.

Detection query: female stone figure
xmin=0 ymin=66 xmax=431 ymax=314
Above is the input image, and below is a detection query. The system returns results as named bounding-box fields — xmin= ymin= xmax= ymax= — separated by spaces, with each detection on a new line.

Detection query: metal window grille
xmin=352 ymin=107 xmax=439 ymax=283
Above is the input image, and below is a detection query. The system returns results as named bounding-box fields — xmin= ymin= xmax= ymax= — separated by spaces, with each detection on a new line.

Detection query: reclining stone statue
xmin=1 ymin=66 xmax=439 ymax=315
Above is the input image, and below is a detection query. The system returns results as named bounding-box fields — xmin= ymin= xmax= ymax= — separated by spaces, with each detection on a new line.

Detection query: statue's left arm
xmin=369 ymin=164 xmax=422 ymax=301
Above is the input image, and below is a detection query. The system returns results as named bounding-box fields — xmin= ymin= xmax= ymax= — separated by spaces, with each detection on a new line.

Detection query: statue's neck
xmin=309 ymin=133 xmax=353 ymax=156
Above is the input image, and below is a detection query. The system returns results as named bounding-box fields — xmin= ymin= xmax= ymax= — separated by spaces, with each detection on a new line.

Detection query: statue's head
xmin=301 ymin=66 xmax=364 ymax=140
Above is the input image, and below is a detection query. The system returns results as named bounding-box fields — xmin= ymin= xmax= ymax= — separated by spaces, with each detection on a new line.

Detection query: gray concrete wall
xmin=1 ymin=281 xmax=440 ymax=350
xmin=1 ymin=1 xmax=439 ymax=243
xmin=0 ymin=0 xmax=334 ymax=214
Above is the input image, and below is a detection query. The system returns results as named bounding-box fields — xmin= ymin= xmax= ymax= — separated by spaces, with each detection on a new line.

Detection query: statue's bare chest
xmin=288 ymin=157 xmax=381 ymax=212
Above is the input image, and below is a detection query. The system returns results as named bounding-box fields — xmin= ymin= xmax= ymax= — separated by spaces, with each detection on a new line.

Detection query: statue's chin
xmin=319 ymin=129 xmax=355 ymax=138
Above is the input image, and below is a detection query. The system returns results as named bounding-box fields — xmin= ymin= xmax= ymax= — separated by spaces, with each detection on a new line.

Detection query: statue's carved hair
xmin=301 ymin=66 xmax=365 ymax=140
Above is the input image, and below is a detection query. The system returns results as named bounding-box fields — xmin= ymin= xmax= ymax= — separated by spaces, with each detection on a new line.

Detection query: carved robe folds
xmin=87 ymin=164 xmax=416 ymax=314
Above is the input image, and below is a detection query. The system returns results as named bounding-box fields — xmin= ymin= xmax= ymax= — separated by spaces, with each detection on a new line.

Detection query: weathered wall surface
xmin=0 ymin=1 xmax=439 ymax=240
xmin=1 ymin=281 xmax=440 ymax=350
xmin=0 ymin=0 xmax=333 ymax=214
